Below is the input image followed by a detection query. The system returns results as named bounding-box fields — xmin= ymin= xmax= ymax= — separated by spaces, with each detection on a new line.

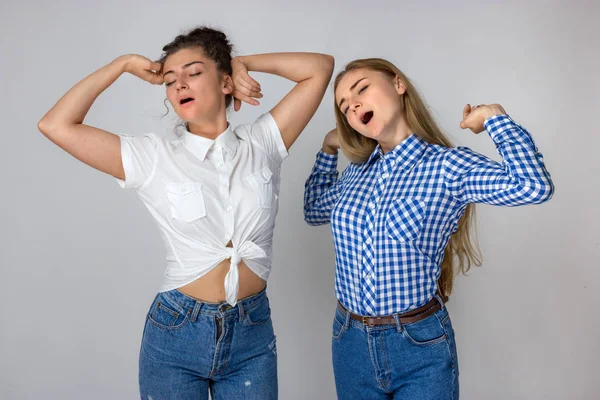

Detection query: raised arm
xmin=231 ymin=53 xmax=334 ymax=150
xmin=444 ymin=104 xmax=555 ymax=206
xmin=37 ymin=55 xmax=163 ymax=179
xmin=304 ymin=128 xmax=346 ymax=225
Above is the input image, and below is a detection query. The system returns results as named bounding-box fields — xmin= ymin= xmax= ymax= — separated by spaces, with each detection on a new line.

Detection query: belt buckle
xmin=362 ymin=315 xmax=377 ymax=327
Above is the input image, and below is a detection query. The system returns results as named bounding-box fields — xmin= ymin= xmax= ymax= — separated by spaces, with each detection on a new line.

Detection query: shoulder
xmin=233 ymin=113 xmax=278 ymax=138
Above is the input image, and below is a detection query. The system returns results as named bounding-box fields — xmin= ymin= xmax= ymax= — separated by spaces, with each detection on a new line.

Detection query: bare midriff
xmin=178 ymin=242 xmax=266 ymax=302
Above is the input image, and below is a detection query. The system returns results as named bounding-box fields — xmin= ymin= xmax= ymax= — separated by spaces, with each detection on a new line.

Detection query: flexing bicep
xmin=38 ymin=122 xmax=125 ymax=179
xmin=443 ymin=146 xmax=553 ymax=206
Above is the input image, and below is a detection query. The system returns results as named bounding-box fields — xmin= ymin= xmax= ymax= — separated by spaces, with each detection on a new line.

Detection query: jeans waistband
xmin=159 ymin=287 xmax=267 ymax=321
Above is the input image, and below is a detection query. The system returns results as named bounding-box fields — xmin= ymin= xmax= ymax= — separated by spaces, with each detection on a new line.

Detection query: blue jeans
xmin=332 ymin=297 xmax=459 ymax=400
xmin=139 ymin=288 xmax=277 ymax=399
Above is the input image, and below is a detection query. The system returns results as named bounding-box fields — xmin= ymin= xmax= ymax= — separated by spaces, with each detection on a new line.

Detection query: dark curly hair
xmin=159 ymin=26 xmax=234 ymax=108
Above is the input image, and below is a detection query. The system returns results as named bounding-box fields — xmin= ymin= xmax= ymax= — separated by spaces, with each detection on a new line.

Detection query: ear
xmin=222 ymin=74 xmax=233 ymax=95
xmin=394 ymin=75 xmax=407 ymax=95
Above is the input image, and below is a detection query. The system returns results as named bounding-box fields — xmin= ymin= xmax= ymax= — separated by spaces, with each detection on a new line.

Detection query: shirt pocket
xmin=246 ymin=166 xmax=276 ymax=209
xmin=385 ymin=197 xmax=426 ymax=243
xmin=166 ymin=182 xmax=207 ymax=222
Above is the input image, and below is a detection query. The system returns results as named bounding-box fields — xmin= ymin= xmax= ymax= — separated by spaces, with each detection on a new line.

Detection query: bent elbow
xmin=319 ymin=54 xmax=335 ymax=78
xmin=37 ymin=117 xmax=54 ymax=137
xmin=518 ymin=179 xmax=555 ymax=205
xmin=536 ymin=179 xmax=555 ymax=204
xmin=303 ymin=209 xmax=328 ymax=226
xmin=324 ymin=54 xmax=335 ymax=71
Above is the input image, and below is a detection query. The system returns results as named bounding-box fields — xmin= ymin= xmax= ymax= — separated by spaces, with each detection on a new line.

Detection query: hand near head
xmin=115 ymin=54 xmax=163 ymax=85
xmin=322 ymin=127 xmax=341 ymax=154
xmin=460 ymin=103 xmax=506 ymax=134
xmin=231 ymin=57 xmax=263 ymax=112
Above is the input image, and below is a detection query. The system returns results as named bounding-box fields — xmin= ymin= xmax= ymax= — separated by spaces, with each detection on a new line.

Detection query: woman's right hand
xmin=322 ymin=127 xmax=340 ymax=154
xmin=115 ymin=54 xmax=163 ymax=85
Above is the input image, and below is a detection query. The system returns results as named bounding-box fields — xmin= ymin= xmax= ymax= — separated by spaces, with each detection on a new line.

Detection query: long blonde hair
xmin=333 ymin=58 xmax=482 ymax=297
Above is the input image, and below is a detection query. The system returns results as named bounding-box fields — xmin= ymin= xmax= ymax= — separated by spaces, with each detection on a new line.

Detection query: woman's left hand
xmin=231 ymin=57 xmax=263 ymax=111
xmin=460 ymin=103 xmax=506 ymax=134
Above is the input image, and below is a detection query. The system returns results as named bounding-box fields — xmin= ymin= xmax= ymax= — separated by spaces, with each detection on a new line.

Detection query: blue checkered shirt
xmin=304 ymin=115 xmax=554 ymax=316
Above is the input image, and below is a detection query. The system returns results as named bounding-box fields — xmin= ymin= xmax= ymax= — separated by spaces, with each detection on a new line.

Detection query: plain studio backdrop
xmin=1 ymin=1 xmax=598 ymax=399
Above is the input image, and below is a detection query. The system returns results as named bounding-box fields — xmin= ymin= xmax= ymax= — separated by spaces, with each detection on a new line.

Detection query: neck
xmin=378 ymin=115 xmax=412 ymax=154
xmin=186 ymin=108 xmax=228 ymax=140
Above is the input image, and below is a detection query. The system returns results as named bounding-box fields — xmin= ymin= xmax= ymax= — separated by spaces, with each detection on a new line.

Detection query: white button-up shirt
xmin=117 ymin=113 xmax=288 ymax=305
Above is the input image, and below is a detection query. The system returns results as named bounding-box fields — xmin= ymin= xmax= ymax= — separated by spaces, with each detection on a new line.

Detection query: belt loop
xmin=191 ymin=301 xmax=202 ymax=323
xmin=393 ymin=313 xmax=403 ymax=332
xmin=237 ymin=300 xmax=245 ymax=321
xmin=434 ymin=294 xmax=445 ymax=310
xmin=343 ymin=306 xmax=351 ymax=328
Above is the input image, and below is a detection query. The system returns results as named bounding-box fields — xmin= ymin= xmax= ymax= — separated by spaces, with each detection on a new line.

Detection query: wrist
xmin=232 ymin=56 xmax=248 ymax=68
xmin=111 ymin=55 xmax=130 ymax=74
xmin=322 ymin=145 xmax=338 ymax=155
xmin=484 ymin=105 xmax=507 ymax=120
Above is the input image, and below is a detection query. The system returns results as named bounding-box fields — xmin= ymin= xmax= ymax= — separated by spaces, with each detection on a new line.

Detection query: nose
xmin=350 ymin=101 xmax=361 ymax=112
xmin=175 ymin=79 xmax=188 ymax=91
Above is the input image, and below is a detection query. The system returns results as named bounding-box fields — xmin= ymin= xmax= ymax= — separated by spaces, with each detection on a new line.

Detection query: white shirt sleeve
xmin=115 ymin=133 xmax=158 ymax=189
xmin=248 ymin=113 xmax=289 ymax=162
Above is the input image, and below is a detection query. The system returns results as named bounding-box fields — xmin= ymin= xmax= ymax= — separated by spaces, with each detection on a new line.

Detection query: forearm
xmin=484 ymin=115 xmax=554 ymax=204
xmin=444 ymin=115 xmax=554 ymax=206
xmin=236 ymin=52 xmax=334 ymax=83
xmin=39 ymin=57 xmax=127 ymax=133
xmin=304 ymin=150 xmax=341 ymax=225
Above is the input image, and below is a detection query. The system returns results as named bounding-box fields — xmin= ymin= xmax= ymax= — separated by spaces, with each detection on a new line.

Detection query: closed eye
xmin=165 ymin=72 xmax=200 ymax=87
xmin=342 ymin=85 xmax=369 ymax=114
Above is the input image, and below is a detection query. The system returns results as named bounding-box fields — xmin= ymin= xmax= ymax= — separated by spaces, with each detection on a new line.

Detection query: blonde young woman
xmin=39 ymin=27 xmax=334 ymax=400
xmin=304 ymin=58 xmax=553 ymax=399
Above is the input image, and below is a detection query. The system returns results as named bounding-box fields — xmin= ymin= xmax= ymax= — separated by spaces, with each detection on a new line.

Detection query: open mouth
xmin=179 ymin=97 xmax=195 ymax=105
xmin=361 ymin=111 xmax=374 ymax=125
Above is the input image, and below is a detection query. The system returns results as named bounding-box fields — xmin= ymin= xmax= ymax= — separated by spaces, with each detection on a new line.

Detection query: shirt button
xmin=381 ymin=173 xmax=389 ymax=179
xmin=366 ymin=237 xmax=372 ymax=244
xmin=217 ymin=162 xmax=224 ymax=167
xmin=226 ymin=206 xmax=233 ymax=212
xmin=368 ymin=203 xmax=375 ymax=209
xmin=221 ymin=181 xmax=228 ymax=187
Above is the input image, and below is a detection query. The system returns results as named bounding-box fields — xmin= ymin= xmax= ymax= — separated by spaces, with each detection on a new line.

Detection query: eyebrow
xmin=338 ymin=77 xmax=367 ymax=109
xmin=163 ymin=61 xmax=205 ymax=77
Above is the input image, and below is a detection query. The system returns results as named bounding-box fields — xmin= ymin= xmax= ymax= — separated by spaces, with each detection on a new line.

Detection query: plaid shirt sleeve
xmin=304 ymin=150 xmax=344 ymax=225
xmin=443 ymin=114 xmax=555 ymax=206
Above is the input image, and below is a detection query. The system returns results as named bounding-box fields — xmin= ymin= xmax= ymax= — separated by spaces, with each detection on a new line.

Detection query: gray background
xmin=1 ymin=0 xmax=598 ymax=399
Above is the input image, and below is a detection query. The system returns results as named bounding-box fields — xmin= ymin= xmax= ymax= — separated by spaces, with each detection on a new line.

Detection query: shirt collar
xmin=180 ymin=123 xmax=238 ymax=161
xmin=362 ymin=134 xmax=429 ymax=172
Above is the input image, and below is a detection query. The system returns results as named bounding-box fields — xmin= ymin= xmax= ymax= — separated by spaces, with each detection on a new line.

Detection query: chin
xmin=356 ymin=125 xmax=382 ymax=141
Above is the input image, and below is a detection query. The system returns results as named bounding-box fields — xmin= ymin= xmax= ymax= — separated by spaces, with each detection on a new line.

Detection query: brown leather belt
xmin=337 ymin=295 xmax=447 ymax=327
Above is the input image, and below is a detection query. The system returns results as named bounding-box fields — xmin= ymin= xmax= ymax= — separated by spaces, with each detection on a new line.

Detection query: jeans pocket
xmin=441 ymin=312 xmax=459 ymax=374
xmin=401 ymin=310 xmax=447 ymax=347
xmin=147 ymin=293 xmax=190 ymax=331
xmin=332 ymin=309 xmax=347 ymax=340
xmin=243 ymin=298 xmax=272 ymax=326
